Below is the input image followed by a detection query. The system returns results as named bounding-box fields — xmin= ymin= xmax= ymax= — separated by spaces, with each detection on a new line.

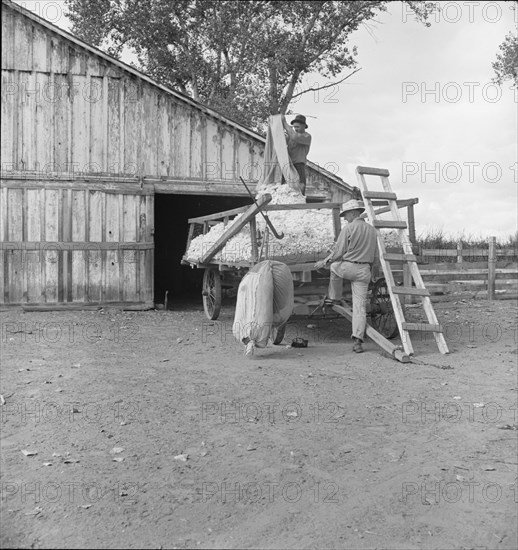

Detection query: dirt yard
xmin=1 ymin=297 xmax=517 ymax=549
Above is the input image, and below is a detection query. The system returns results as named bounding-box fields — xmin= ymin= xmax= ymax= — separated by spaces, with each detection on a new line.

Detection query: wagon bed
xmin=181 ymin=193 xmax=343 ymax=319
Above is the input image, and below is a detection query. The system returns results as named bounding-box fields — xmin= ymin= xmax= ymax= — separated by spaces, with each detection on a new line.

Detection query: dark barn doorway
xmin=154 ymin=194 xmax=252 ymax=305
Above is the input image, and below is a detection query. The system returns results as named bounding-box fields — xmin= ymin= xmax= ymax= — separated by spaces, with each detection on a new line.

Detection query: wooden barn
xmin=0 ymin=0 xmax=355 ymax=307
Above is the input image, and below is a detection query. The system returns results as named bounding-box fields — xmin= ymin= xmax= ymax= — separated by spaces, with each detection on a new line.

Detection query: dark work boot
xmin=352 ymin=337 xmax=364 ymax=353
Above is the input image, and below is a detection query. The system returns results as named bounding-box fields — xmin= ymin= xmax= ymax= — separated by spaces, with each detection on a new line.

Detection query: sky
xmin=14 ymin=0 xmax=518 ymax=241
xmin=293 ymin=1 xmax=517 ymax=241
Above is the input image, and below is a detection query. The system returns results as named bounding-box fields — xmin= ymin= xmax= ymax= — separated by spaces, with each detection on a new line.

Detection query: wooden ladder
xmin=356 ymin=166 xmax=449 ymax=356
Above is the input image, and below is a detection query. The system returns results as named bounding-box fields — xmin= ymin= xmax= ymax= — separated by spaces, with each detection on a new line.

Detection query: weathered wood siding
xmin=0 ymin=0 xmax=352 ymax=305
xmin=0 ymin=7 xmax=261 ymax=184
xmin=1 ymin=2 xmax=346 ymax=197
xmin=0 ymin=181 xmax=154 ymax=305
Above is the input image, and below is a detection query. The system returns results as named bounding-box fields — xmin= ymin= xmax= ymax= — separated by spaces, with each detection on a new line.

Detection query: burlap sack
xmin=233 ymin=260 xmax=294 ymax=348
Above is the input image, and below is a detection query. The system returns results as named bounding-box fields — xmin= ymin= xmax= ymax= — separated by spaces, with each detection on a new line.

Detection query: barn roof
xmin=3 ymin=0 xmax=354 ymax=194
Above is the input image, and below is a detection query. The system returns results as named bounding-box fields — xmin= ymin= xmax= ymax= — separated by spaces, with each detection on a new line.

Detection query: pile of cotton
xmin=185 ymin=185 xmax=334 ymax=263
xmin=185 ymin=212 xmax=254 ymax=263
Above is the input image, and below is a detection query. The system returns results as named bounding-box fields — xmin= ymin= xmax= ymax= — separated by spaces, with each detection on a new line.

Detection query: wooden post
xmin=185 ymin=224 xmax=195 ymax=257
xmin=250 ymin=218 xmax=258 ymax=263
xmin=403 ymin=263 xmax=411 ymax=305
xmin=488 ymin=236 xmax=496 ymax=300
xmin=332 ymin=207 xmax=341 ymax=240
xmin=407 ymin=204 xmax=416 ymax=247
xmin=457 ymin=241 xmax=463 ymax=263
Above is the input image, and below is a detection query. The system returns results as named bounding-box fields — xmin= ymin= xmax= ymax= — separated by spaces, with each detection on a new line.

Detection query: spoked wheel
xmin=202 ymin=268 xmax=222 ymax=320
xmin=369 ymin=278 xmax=399 ymax=339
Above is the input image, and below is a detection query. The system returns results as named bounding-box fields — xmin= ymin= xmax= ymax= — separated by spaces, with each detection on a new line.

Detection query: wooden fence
xmin=415 ymin=237 xmax=518 ymax=300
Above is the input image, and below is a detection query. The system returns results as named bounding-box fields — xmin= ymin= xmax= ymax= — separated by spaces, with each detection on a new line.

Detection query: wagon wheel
xmin=202 ymin=268 xmax=222 ymax=320
xmin=369 ymin=278 xmax=399 ymax=339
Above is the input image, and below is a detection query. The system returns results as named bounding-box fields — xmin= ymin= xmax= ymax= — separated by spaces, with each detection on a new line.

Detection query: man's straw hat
xmin=339 ymin=199 xmax=365 ymax=216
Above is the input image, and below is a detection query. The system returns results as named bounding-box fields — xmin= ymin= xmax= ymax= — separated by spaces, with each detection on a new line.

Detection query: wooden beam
xmin=402 ymin=322 xmax=443 ymax=332
xmin=0 ymin=241 xmax=153 ymax=250
xmin=1 ymin=178 xmax=154 ymax=194
xmin=263 ymin=202 xmax=342 ymax=211
xmin=356 ymin=166 xmax=390 ymax=177
xmin=373 ymin=220 xmax=407 ymax=229
xmin=332 ymin=304 xmax=410 ymax=363
xmin=250 ymin=218 xmax=258 ymax=263
xmin=407 ymin=203 xmax=416 ymax=246
xmin=488 ymin=236 xmax=496 ymax=300
xmin=360 ymin=199 xmax=418 ymax=218
xmin=391 ymin=286 xmax=430 ymax=296
xmin=199 ymin=194 xmax=272 ymax=264
xmin=188 ymin=205 xmax=251 ymax=223
xmin=384 ymin=253 xmax=417 ymax=262
xmin=332 ymin=207 xmax=342 ymax=240
xmin=20 ymin=301 xmax=154 ymax=311
xmin=362 ymin=191 xmax=397 ymax=200
xmin=22 ymin=304 xmax=103 ymax=311
xmin=370 ymin=198 xmax=419 ymax=207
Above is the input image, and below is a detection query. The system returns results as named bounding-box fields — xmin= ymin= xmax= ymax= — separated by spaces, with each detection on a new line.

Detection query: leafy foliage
xmin=491 ymin=1 xmax=517 ymax=86
xmin=65 ymin=0 xmax=434 ymax=131
xmin=492 ymin=31 xmax=518 ymax=86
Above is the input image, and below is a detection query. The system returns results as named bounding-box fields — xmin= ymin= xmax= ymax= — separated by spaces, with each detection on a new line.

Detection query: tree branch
xmin=289 ymin=68 xmax=362 ymax=100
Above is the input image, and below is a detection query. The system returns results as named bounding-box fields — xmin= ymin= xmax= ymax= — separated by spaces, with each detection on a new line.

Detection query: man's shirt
xmin=286 ymin=128 xmax=311 ymax=164
xmin=329 ymin=218 xmax=379 ymax=264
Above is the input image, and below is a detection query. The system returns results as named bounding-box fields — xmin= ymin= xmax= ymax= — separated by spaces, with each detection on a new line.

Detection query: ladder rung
xmin=373 ymin=220 xmax=407 ymax=229
xmin=356 ymin=166 xmax=390 ymax=177
xmin=363 ymin=191 xmax=397 ymax=200
xmin=391 ymin=286 xmax=430 ymax=296
xmin=384 ymin=253 xmax=417 ymax=262
xmin=402 ymin=322 xmax=443 ymax=333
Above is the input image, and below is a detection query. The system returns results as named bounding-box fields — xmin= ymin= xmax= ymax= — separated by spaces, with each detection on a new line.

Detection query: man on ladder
xmin=281 ymin=114 xmax=312 ymax=195
xmin=314 ymin=200 xmax=379 ymax=354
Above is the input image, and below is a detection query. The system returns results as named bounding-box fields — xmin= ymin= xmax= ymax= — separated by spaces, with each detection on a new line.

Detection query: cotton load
xmin=184 ymin=184 xmax=400 ymax=264
xmin=186 ymin=184 xmax=335 ymax=263
xmin=233 ymin=260 xmax=294 ymax=356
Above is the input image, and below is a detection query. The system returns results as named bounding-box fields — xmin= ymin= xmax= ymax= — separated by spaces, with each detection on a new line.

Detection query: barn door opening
xmin=153 ymin=194 xmax=252 ymax=307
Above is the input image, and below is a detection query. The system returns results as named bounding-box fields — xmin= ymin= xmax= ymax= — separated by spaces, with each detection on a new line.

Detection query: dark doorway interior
xmin=154 ymin=194 xmax=252 ymax=304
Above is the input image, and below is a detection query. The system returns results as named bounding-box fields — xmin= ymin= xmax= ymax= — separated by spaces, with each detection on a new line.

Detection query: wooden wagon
xmin=180 ymin=192 xmax=414 ymax=349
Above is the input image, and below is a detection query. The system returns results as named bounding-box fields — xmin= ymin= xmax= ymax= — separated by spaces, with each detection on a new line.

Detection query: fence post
xmin=457 ymin=241 xmax=463 ymax=263
xmin=488 ymin=236 xmax=496 ymax=300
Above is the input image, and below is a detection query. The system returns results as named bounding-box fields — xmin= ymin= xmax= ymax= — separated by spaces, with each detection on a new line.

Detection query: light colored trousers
xmin=328 ymin=261 xmax=371 ymax=341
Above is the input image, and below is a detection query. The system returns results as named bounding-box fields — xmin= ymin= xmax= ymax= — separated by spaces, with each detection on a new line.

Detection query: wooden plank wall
xmin=1 ymin=5 xmax=339 ymax=196
xmin=0 ymin=182 xmax=154 ymax=305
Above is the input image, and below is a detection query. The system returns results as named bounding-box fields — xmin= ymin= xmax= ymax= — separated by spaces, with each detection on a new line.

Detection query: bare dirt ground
xmin=1 ymin=297 xmax=517 ymax=550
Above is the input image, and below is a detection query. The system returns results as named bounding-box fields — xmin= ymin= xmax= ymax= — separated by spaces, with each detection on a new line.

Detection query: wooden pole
xmin=457 ymin=241 xmax=463 ymax=263
xmin=250 ymin=218 xmax=258 ymax=263
xmin=403 ymin=263 xmax=411 ymax=305
xmin=407 ymin=204 xmax=416 ymax=247
xmin=332 ymin=206 xmax=341 ymax=240
xmin=264 ymin=226 xmax=270 ymax=260
xmin=488 ymin=236 xmax=496 ymax=300
xmin=332 ymin=304 xmax=410 ymax=363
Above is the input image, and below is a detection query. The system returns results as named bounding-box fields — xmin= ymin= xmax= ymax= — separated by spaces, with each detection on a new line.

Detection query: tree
xmin=491 ymin=1 xmax=517 ymax=87
xmin=493 ymin=32 xmax=518 ymax=87
xmin=65 ymin=0 xmax=435 ymax=132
